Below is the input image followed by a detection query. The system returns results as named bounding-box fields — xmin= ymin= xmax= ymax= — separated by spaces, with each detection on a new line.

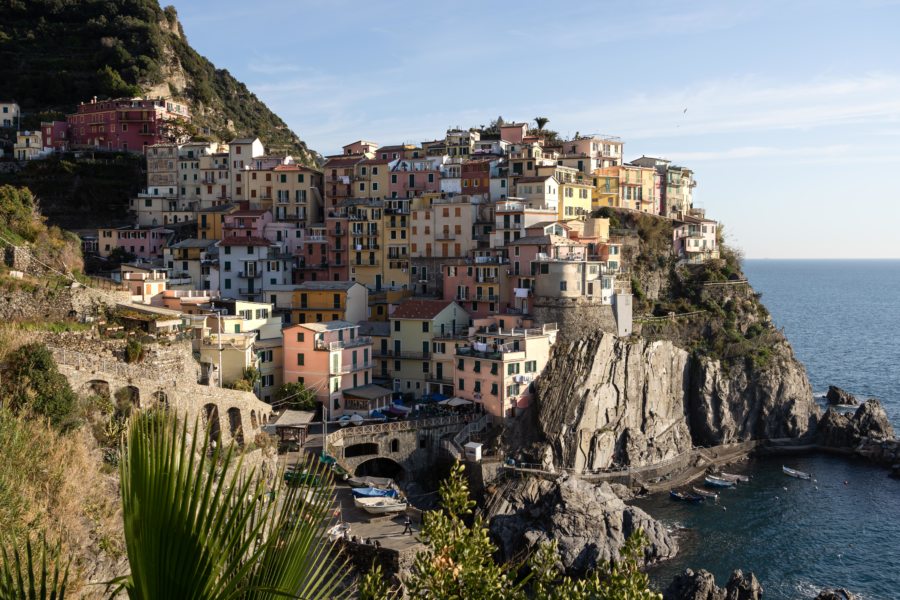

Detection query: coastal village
xmin=1 ymin=96 xmax=718 ymax=419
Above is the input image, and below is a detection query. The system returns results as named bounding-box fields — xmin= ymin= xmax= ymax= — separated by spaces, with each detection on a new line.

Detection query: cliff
xmin=0 ymin=1 xmax=315 ymax=163
xmin=523 ymin=210 xmax=819 ymax=471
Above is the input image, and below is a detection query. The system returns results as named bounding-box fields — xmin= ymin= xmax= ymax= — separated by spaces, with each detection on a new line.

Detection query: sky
xmin=171 ymin=0 xmax=900 ymax=258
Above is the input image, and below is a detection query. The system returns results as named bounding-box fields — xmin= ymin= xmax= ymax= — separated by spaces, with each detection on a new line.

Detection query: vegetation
xmin=227 ymin=366 xmax=260 ymax=392
xmin=391 ymin=461 xmax=661 ymax=599
xmin=0 ymin=185 xmax=84 ymax=274
xmin=0 ymin=1 xmax=315 ymax=162
xmin=274 ymin=381 xmax=318 ymax=411
xmin=124 ymin=338 xmax=144 ymax=363
xmin=0 ymin=343 xmax=78 ymax=431
xmin=0 ymin=537 xmax=70 ymax=600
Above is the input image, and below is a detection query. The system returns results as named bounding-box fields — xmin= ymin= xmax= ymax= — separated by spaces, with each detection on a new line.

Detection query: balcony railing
xmin=314 ymin=336 xmax=372 ymax=352
xmin=236 ymin=271 xmax=260 ymax=279
xmin=337 ymin=361 xmax=375 ymax=374
xmin=377 ymin=350 xmax=431 ymax=360
xmin=475 ymin=294 xmax=499 ymax=302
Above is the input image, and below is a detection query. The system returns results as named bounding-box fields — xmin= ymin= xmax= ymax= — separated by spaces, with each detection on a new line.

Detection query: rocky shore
xmin=662 ymin=569 xmax=858 ymax=600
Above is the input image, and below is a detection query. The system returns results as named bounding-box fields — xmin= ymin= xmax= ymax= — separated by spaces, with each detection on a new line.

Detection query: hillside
xmin=0 ymin=0 xmax=315 ymax=163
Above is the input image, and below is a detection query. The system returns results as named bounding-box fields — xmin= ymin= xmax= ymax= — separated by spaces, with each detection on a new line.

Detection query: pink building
xmin=282 ymin=320 xmax=392 ymax=420
xmin=41 ymin=121 xmax=68 ymax=151
xmin=67 ymin=97 xmax=190 ymax=153
xmin=389 ymin=158 xmax=441 ymax=198
xmin=454 ymin=316 xmax=558 ymax=419
xmin=98 ymin=225 xmax=172 ymax=260
xmin=294 ymin=224 xmax=330 ymax=283
xmin=442 ymin=255 xmax=510 ymax=318
xmin=223 ymin=209 xmax=272 ymax=238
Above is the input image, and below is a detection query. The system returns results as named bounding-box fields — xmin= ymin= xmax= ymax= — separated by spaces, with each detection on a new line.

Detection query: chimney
xmin=92 ymin=96 xmax=97 ymax=104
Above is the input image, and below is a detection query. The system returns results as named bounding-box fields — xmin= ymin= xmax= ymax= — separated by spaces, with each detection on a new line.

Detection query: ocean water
xmin=636 ymin=260 xmax=900 ymax=599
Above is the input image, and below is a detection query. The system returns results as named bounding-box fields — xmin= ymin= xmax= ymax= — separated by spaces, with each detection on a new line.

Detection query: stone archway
xmin=116 ymin=385 xmax=140 ymax=409
xmin=85 ymin=379 xmax=110 ymax=397
xmin=152 ymin=390 xmax=168 ymax=406
xmin=227 ymin=407 xmax=244 ymax=447
xmin=345 ymin=442 xmax=379 ymax=458
xmin=203 ymin=403 xmax=221 ymax=446
xmin=250 ymin=410 xmax=258 ymax=430
xmin=354 ymin=457 xmax=405 ymax=482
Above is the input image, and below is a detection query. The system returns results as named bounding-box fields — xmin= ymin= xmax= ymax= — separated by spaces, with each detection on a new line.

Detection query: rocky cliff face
xmin=533 ymin=331 xmax=818 ymax=471
xmin=488 ymin=478 xmax=677 ymax=574
xmin=663 ymin=568 xmax=763 ymax=600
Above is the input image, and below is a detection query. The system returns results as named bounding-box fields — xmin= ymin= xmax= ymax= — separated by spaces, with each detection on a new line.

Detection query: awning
xmin=438 ymin=397 xmax=474 ymax=407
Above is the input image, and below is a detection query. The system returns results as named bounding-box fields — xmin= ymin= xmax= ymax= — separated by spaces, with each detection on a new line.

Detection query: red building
xmin=41 ymin=121 xmax=69 ymax=151
xmin=461 ymin=158 xmax=492 ymax=196
xmin=66 ymin=97 xmax=190 ymax=153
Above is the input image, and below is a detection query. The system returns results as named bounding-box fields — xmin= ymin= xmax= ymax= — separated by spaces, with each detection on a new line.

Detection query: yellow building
xmin=381 ymin=198 xmax=411 ymax=289
xmin=592 ymin=169 xmax=619 ymax=209
xmin=289 ymin=281 xmax=368 ymax=325
xmin=592 ymin=165 xmax=656 ymax=212
xmin=197 ymin=203 xmax=238 ymax=240
xmin=14 ymin=130 xmax=42 ymax=160
xmin=344 ymin=199 xmax=383 ymax=289
xmin=353 ymin=157 xmax=392 ymax=199
xmin=558 ymin=180 xmax=594 ymax=220
xmin=368 ymin=288 xmax=412 ymax=321
xmin=387 ymin=299 xmax=469 ymax=398
xmin=246 ymin=164 xmax=323 ymax=227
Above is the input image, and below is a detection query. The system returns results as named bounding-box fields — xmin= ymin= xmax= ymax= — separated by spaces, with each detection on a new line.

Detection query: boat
xmin=670 ymin=490 xmax=704 ymax=503
xmin=692 ymin=487 xmax=719 ymax=499
xmin=337 ymin=415 xmax=352 ymax=427
xmin=284 ymin=470 xmax=321 ymax=487
xmin=327 ymin=523 xmax=350 ymax=540
xmin=349 ymin=414 xmax=364 ymax=426
xmin=718 ymin=472 xmax=751 ymax=483
xmin=331 ymin=463 xmax=350 ymax=479
xmin=370 ymin=410 xmax=388 ymax=422
xmin=351 ymin=486 xmax=399 ymax=499
xmin=704 ymin=475 xmax=736 ymax=488
xmin=347 ymin=475 xmax=394 ymax=489
xmin=782 ymin=465 xmax=811 ymax=480
xmin=353 ymin=496 xmax=407 ymax=515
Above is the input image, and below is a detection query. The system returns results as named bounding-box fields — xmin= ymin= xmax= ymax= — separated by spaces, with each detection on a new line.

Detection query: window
xmin=507 ymin=363 xmax=520 ymax=375
xmin=458 ymin=379 xmax=465 ymax=391
xmin=422 ymin=362 xmax=429 ymax=373
xmin=474 ymin=381 xmax=481 ymax=393
xmin=491 ymin=383 xmax=498 ymax=396
xmin=457 ymin=358 xmax=465 ymax=371
xmin=560 ymin=281 xmax=567 ymax=291
xmin=296 ymin=332 xmax=305 ymax=342
xmin=525 ymin=360 xmax=537 ymax=373
xmin=422 ymin=321 xmax=429 ymax=333
xmin=394 ymin=320 xmax=400 ymax=331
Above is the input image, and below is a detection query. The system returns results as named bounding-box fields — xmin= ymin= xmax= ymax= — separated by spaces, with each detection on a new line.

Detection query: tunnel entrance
xmin=354 ymin=457 xmax=405 ymax=482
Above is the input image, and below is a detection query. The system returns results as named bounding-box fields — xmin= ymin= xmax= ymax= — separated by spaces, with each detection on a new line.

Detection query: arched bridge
xmin=52 ymin=347 xmax=274 ymax=446
xmin=325 ymin=415 xmax=469 ymax=480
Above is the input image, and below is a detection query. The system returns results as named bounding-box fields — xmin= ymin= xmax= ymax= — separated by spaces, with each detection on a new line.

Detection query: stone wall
xmin=0 ymin=280 xmax=129 ymax=322
xmin=530 ymin=296 xmax=618 ymax=341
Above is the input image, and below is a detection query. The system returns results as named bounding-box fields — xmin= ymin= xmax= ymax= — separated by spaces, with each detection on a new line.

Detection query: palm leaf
xmin=118 ymin=409 xmax=349 ymax=599
xmin=0 ymin=536 xmax=69 ymax=600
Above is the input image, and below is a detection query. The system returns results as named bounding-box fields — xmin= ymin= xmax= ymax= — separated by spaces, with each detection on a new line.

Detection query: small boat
xmin=718 ymin=472 xmax=750 ymax=483
xmin=349 ymin=414 xmax=364 ymax=426
xmin=284 ymin=470 xmax=321 ymax=487
xmin=670 ymin=490 xmax=704 ymax=503
xmin=782 ymin=465 xmax=811 ymax=480
xmin=331 ymin=463 xmax=350 ymax=479
xmin=692 ymin=487 xmax=719 ymax=499
xmin=337 ymin=415 xmax=352 ymax=427
xmin=704 ymin=475 xmax=736 ymax=488
xmin=351 ymin=486 xmax=399 ymax=499
xmin=370 ymin=410 xmax=388 ymax=422
xmin=347 ymin=475 xmax=394 ymax=489
xmin=353 ymin=496 xmax=407 ymax=514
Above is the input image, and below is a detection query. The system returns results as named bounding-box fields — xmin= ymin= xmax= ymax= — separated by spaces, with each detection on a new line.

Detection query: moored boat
xmin=337 ymin=415 xmax=352 ymax=427
xmin=349 ymin=414 xmax=364 ymax=426
xmin=782 ymin=465 xmax=811 ymax=480
xmin=719 ymin=472 xmax=750 ymax=483
xmin=347 ymin=475 xmax=394 ymax=489
xmin=353 ymin=496 xmax=407 ymax=514
xmin=692 ymin=487 xmax=719 ymax=499
xmin=351 ymin=486 xmax=399 ymax=499
xmin=670 ymin=490 xmax=704 ymax=503
xmin=704 ymin=475 xmax=736 ymax=488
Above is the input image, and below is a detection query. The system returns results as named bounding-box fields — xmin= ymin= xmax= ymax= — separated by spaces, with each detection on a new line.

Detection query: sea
xmin=636 ymin=259 xmax=900 ymax=599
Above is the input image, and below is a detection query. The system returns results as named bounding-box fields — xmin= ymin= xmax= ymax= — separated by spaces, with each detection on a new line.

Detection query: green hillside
xmin=0 ymin=0 xmax=315 ymax=163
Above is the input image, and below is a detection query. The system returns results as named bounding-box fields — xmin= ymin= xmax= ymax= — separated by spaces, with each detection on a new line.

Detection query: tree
xmin=534 ymin=117 xmax=550 ymax=131
xmin=274 ymin=381 xmax=317 ymax=411
xmin=0 ymin=343 xmax=77 ymax=431
xmin=107 ymin=247 xmax=136 ymax=264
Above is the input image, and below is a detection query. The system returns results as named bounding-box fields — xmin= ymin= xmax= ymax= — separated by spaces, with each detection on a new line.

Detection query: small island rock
xmin=825 ymin=386 xmax=859 ymax=406
xmin=814 ymin=589 xmax=858 ymax=600
xmin=663 ymin=568 xmax=762 ymax=600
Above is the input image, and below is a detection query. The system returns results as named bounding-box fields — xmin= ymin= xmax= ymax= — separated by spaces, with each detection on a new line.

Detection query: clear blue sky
xmin=172 ymin=0 xmax=900 ymax=258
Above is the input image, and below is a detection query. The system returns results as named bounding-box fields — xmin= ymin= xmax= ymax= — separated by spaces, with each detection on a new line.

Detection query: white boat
xmin=692 ymin=487 xmax=719 ymax=499
xmin=782 ymin=465 xmax=811 ymax=480
xmin=337 ymin=415 xmax=352 ymax=427
xmin=353 ymin=496 xmax=407 ymax=515
xmin=704 ymin=475 xmax=736 ymax=488
xmin=718 ymin=472 xmax=750 ymax=483
xmin=349 ymin=414 xmax=364 ymax=426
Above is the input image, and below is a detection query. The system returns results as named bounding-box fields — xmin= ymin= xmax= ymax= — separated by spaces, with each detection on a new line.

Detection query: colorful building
xmin=67 ymin=96 xmax=190 ymax=152
xmin=290 ymin=281 xmax=368 ymax=325
xmin=98 ymin=225 xmax=172 ymax=260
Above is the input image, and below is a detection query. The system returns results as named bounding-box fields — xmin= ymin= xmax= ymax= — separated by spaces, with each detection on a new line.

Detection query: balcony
xmin=298 ymin=262 xmax=328 ymax=270
xmin=436 ymin=232 xmax=455 ymax=241
xmin=238 ymin=288 xmax=263 ymax=297
xmin=293 ymin=304 xmax=344 ymax=311
xmin=427 ymin=374 xmax=454 ymax=385
xmin=474 ymin=294 xmax=499 ymax=302
xmin=351 ymin=259 xmax=380 ymax=267
xmin=338 ymin=361 xmax=376 ymax=374
xmin=314 ymin=336 xmax=372 ymax=351
xmin=236 ymin=271 xmax=261 ymax=279
xmin=377 ymin=350 xmax=431 ymax=360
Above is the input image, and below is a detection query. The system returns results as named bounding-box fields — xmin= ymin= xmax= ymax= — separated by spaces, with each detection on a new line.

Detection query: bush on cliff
xmin=0 ymin=342 xmax=77 ymax=431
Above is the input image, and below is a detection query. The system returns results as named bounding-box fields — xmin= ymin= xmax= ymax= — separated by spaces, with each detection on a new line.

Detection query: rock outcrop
xmin=817 ymin=400 xmax=894 ymax=447
xmin=663 ymin=568 xmax=762 ymax=600
xmin=814 ymin=589 xmax=858 ymax=600
xmin=488 ymin=477 xmax=676 ymax=574
xmin=825 ymin=385 xmax=859 ymax=406
xmin=533 ymin=331 xmax=818 ymax=471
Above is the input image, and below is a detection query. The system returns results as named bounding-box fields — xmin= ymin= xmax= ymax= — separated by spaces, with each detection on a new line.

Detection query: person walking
xmin=402 ymin=513 xmax=412 ymax=535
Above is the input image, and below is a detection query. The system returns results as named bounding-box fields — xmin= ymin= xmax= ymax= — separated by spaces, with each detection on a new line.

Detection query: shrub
xmin=0 ymin=343 xmax=77 ymax=430
xmin=124 ymin=338 xmax=143 ymax=363
xmin=274 ymin=381 xmax=317 ymax=411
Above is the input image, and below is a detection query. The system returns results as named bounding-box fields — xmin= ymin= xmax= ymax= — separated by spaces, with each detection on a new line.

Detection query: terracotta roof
xmin=362 ymin=157 xmax=393 ymax=165
xmin=391 ymin=299 xmax=456 ymax=320
xmin=228 ymin=209 xmax=268 ymax=217
xmin=324 ymin=156 xmax=364 ymax=168
xmin=217 ymin=236 xmax=273 ymax=247
xmin=516 ymin=176 xmax=554 ymax=183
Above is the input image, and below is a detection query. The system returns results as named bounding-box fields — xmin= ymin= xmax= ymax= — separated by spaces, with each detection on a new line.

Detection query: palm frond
xmin=118 ymin=409 xmax=349 ymax=599
xmin=0 ymin=536 xmax=69 ymax=600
